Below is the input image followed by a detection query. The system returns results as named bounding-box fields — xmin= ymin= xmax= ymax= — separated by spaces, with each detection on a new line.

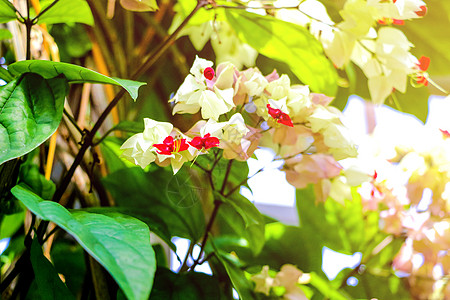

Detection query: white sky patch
xmin=322 ymin=247 xmax=362 ymax=280
xmin=0 ymin=238 xmax=10 ymax=255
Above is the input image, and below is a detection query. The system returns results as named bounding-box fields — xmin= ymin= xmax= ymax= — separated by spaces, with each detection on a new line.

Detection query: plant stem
xmin=25 ymin=0 xmax=31 ymax=60
xmin=220 ymin=160 xmax=233 ymax=195
xmin=179 ymin=240 xmax=195 ymax=272
xmin=0 ymin=249 xmax=30 ymax=293
xmin=190 ymin=200 xmax=222 ymax=271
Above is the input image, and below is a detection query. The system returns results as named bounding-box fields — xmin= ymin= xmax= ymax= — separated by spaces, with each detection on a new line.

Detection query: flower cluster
xmin=121 ymin=56 xmax=357 ymax=184
xmin=328 ymin=121 xmax=450 ymax=299
xmin=250 ymin=264 xmax=311 ymax=299
xmin=271 ymin=0 xmax=430 ymax=104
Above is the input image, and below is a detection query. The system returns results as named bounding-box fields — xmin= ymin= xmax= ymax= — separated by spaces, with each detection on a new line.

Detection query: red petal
xmin=440 ymin=129 xmax=450 ymax=138
xmin=153 ymin=143 xmax=172 ymax=155
xmin=189 ymin=137 xmax=204 ymax=150
xmin=418 ymin=56 xmax=430 ymax=71
xmin=163 ymin=136 xmax=174 ymax=146
xmin=415 ymin=5 xmax=427 ymax=17
xmin=177 ymin=139 xmax=189 ymax=152
xmin=204 ymin=136 xmax=220 ymax=149
xmin=267 ymin=104 xmax=282 ymax=119
xmin=392 ymin=19 xmax=404 ymax=25
xmin=203 ymin=67 xmax=215 ymax=80
xmin=278 ymin=113 xmax=294 ymax=127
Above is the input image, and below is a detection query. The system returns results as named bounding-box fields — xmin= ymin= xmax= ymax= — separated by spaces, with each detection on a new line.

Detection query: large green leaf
xmin=210 ymin=240 xmax=255 ymax=300
xmin=0 ymin=73 xmax=67 ymax=165
xmin=216 ymin=193 xmax=265 ymax=255
xmin=309 ymin=272 xmax=350 ymax=300
xmin=37 ymin=0 xmax=93 ymax=25
xmin=100 ymin=137 xmax=139 ymax=173
xmin=297 ymin=186 xmax=378 ymax=255
xmin=80 ymin=206 xmax=177 ymax=252
xmin=19 ymin=163 xmax=55 ymax=200
xmin=0 ymin=28 xmax=11 ymax=40
xmin=8 ymin=60 xmax=145 ymax=101
xmin=226 ymin=10 xmax=338 ymax=96
xmin=342 ymin=272 xmax=409 ymax=299
xmin=30 ymin=238 xmax=76 ymax=300
xmin=386 ymin=86 xmax=429 ymax=124
xmin=102 ymin=167 xmax=206 ymax=241
xmin=150 ymin=268 xmax=224 ymax=299
xmin=0 ymin=0 xmax=17 ymax=23
xmin=51 ymin=23 xmax=92 ymax=60
xmin=50 ymin=241 xmax=87 ymax=296
xmin=0 ymin=210 xmax=24 ymax=239
xmin=11 ymin=185 xmax=156 ymax=300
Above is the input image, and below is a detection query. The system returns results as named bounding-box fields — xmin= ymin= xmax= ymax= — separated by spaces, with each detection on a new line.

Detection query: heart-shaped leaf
xmin=37 ymin=0 xmax=94 ymax=25
xmin=12 ymin=185 xmax=156 ymax=300
xmin=8 ymin=60 xmax=145 ymax=101
xmin=0 ymin=0 xmax=17 ymax=23
xmin=30 ymin=238 xmax=76 ymax=300
xmin=0 ymin=73 xmax=67 ymax=165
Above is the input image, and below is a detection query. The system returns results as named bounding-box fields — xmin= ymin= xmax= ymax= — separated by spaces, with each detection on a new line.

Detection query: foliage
xmin=0 ymin=0 xmax=448 ymax=300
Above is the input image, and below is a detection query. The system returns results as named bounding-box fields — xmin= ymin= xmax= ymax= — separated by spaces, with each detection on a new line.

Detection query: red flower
xmin=377 ymin=17 xmax=404 ymax=25
xmin=415 ymin=56 xmax=430 ymax=86
xmin=417 ymin=56 xmax=430 ymax=71
xmin=267 ymin=104 xmax=294 ymax=127
xmin=153 ymin=136 xmax=189 ymax=155
xmin=440 ymin=129 xmax=450 ymax=138
xmin=415 ymin=5 xmax=427 ymax=17
xmin=203 ymin=67 xmax=215 ymax=80
xmin=189 ymin=133 xmax=220 ymax=150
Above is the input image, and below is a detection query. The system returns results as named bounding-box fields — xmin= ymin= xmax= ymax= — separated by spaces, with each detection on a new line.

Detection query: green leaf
xmin=150 ymin=268 xmax=224 ymax=299
xmin=386 ymin=86 xmax=429 ymax=124
xmin=309 ymin=272 xmax=350 ymax=300
xmin=297 ymin=186 xmax=376 ymax=255
xmin=100 ymin=137 xmax=139 ymax=173
xmin=19 ymin=163 xmax=55 ymax=200
xmin=108 ymin=121 xmax=145 ymax=134
xmin=342 ymin=272 xmax=409 ymax=299
xmin=79 ymin=206 xmax=177 ymax=252
xmin=8 ymin=60 xmax=145 ymax=101
xmin=0 ymin=28 xmax=11 ymax=40
xmin=12 ymin=185 xmax=156 ymax=300
xmin=210 ymin=240 xmax=255 ymax=300
xmin=102 ymin=167 xmax=206 ymax=241
xmin=226 ymin=10 xmax=337 ymax=96
xmin=0 ymin=210 xmax=24 ymax=239
xmin=37 ymin=0 xmax=94 ymax=25
xmin=0 ymin=73 xmax=68 ymax=165
xmin=50 ymin=23 xmax=92 ymax=60
xmin=216 ymin=193 xmax=265 ymax=255
xmin=0 ymin=0 xmax=17 ymax=23
xmin=50 ymin=241 xmax=87 ymax=296
xmin=30 ymin=238 xmax=76 ymax=300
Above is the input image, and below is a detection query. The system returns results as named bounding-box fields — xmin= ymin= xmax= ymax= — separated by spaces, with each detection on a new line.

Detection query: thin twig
xmin=189 ymin=200 xmax=222 ymax=271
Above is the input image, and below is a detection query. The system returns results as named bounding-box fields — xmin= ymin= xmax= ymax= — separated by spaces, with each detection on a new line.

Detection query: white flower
xmin=190 ymin=55 xmax=213 ymax=80
xmin=171 ymin=57 xmax=235 ymax=121
xmin=120 ymin=118 xmax=173 ymax=168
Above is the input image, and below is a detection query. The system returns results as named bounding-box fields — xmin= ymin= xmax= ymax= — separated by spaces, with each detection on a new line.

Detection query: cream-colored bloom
xmin=120 ymin=118 xmax=173 ymax=169
xmin=171 ymin=57 xmax=235 ymax=121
